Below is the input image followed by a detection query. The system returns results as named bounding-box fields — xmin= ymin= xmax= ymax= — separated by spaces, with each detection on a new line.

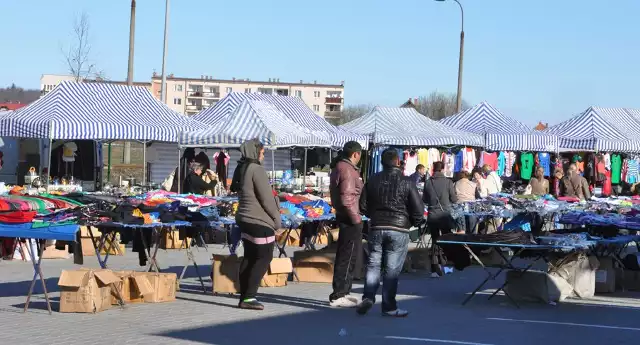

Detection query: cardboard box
xmin=160 ymin=230 xmax=190 ymax=249
xmin=100 ymin=243 xmax=126 ymax=256
xmin=111 ymin=271 xmax=154 ymax=305
xmin=80 ymin=237 xmax=97 ymax=256
xmin=212 ymin=254 xmax=241 ymax=294
xmin=80 ymin=226 xmax=102 ymax=238
xmin=58 ymin=269 xmax=119 ymax=313
xmin=143 ymin=272 xmax=177 ymax=303
xmin=328 ymin=228 xmax=339 ymax=244
xmin=293 ymin=251 xmax=335 ymax=283
xmin=275 ymin=229 xmax=301 ymax=247
xmin=42 ymin=245 xmax=69 ymax=259
xmin=260 ymin=258 xmax=292 ymax=288
xmin=595 ymin=257 xmax=616 ymax=293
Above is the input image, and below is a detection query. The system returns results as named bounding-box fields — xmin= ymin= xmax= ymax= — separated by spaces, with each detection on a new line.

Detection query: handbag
xmin=161 ymin=168 xmax=176 ymax=191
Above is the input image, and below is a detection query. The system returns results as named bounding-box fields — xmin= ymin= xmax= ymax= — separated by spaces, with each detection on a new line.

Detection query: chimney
xmin=169 ymin=73 xmax=174 ymax=78
xmin=341 ymin=80 xmax=344 ymax=86
xmin=232 ymin=77 xmax=236 ymax=81
xmin=314 ymin=80 xmax=317 ymax=84
xmin=300 ymin=80 xmax=303 ymax=83
xmin=152 ymin=71 xmax=157 ymax=77
xmin=414 ymin=98 xmax=418 ymax=105
xmin=201 ymin=75 xmax=204 ymax=79
xmin=268 ymin=78 xmax=272 ymax=82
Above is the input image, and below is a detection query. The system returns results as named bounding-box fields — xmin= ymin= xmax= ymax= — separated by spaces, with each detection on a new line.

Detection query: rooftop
xmin=151 ymin=73 xmax=344 ymax=88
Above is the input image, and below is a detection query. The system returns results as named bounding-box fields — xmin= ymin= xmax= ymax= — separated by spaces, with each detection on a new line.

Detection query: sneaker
xmin=383 ymin=309 xmax=409 ymax=317
xmin=430 ymin=272 xmax=440 ymax=278
xmin=238 ymin=299 xmax=264 ymax=310
xmin=330 ymin=296 xmax=358 ymax=308
xmin=356 ymin=299 xmax=374 ymax=315
xmin=345 ymin=295 xmax=360 ymax=304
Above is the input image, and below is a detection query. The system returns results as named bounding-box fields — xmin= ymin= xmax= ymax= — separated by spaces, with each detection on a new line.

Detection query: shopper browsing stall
xmin=409 ymin=164 xmax=427 ymax=184
xmin=423 ymin=161 xmax=457 ymax=277
xmin=562 ymin=164 xmax=591 ymax=201
xmin=357 ymin=148 xmax=424 ymax=317
xmin=454 ymin=170 xmax=480 ymax=234
xmin=231 ymin=139 xmax=281 ymax=310
xmin=182 ymin=162 xmax=218 ymax=195
xmin=328 ymin=141 xmax=364 ymax=308
xmin=528 ymin=166 xmax=549 ymax=196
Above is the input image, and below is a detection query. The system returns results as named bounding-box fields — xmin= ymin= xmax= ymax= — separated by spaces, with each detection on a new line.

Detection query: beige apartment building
xmin=40 ymin=74 xmax=344 ymax=118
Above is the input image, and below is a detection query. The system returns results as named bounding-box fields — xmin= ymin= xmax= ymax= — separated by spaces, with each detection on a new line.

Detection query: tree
xmin=62 ymin=12 xmax=96 ymax=82
xmin=329 ymin=104 xmax=374 ymax=126
xmin=415 ymin=91 xmax=470 ymax=121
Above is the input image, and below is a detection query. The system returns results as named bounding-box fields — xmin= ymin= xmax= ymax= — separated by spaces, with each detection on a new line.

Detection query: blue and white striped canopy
xmin=440 ymin=102 xmax=558 ymax=152
xmin=0 ymin=81 xmax=205 ymax=142
xmin=340 ymin=106 xmax=484 ymax=147
xmin=192 ymin=92 xmax=368 ymax=149
xmin=545 ymin=106 xmax=640 ymax=152
xmin=181 ymin=100 xmax=332 ymax=148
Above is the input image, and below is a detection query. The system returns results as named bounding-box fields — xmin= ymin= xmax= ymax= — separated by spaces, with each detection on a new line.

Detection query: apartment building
xmin=40 ymin=74 xmax=344 ymax=118
xmin=150 ymin=74 xmax=344 ymax=118
xmin=40 ymin=74 xmax=152 ymax=96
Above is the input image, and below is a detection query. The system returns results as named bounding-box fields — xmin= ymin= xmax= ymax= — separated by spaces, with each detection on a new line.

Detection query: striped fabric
xmin=181 ymin=100 xmax=332 ymax=148
xmin=441 ymin=102 xmax=558 ymax=151
xmin=192 ymin=92 xmax=368 ymax=149
xmin=545 ymin=106 xmax=640 ymax=152
xmin=339 ymin=106 xmax=484 ymax=147
xmin=0 ymin=81 xmax=205 ymax=142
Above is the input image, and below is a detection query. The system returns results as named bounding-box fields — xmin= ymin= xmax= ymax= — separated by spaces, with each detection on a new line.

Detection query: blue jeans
xmin=362 ymin=230 xmax=410 ymax=312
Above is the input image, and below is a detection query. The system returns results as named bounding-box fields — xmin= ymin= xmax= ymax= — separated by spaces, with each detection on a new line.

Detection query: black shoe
xmin=356 ymin=299 xmax=374 ymax=315
xmin=238 ymin=299 xmax=264 ymax=310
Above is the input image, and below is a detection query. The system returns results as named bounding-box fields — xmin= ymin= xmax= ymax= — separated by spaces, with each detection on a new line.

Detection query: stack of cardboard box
xmin=160 ymin=228 xmax=190 ymax=249
xmin=211 ymin=255 xmax=293 ymax=294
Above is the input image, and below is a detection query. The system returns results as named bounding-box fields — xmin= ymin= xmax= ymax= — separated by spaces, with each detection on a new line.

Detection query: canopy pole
xmin=46 ymin=122 xmax=53 ymax=190
xmin=142 ymin=141 xmax=147 ymax=186
xmin=271 ymin=149 xmax=275 ymax=187
xmin=177 ymin=146 xmax=181 ymax=194
xmin=302 ymin=148 xmax=308 ymax=192
xmin=107 ymin=143 xmax=112 ymax=182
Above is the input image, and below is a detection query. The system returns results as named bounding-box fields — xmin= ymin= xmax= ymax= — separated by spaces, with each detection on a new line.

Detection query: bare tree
xmin=62 ymin=12 xmax=96 ymax=82
xmin=329 ymin=104 xmax=375 ymax=126
xmin=415 ymin=91 xmax=470 ymax=121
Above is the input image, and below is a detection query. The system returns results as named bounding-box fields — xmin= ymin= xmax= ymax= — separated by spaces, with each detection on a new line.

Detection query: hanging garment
xmin=538 ymin=152 xmax=551 ymax=177
xmin=428 ymin=148 xmax=441 ymax=175
xmin=454 ymin=149 xmax=464 ymax=173
xmin=213 ymin=151 xmax=229 ymax=188
xmin=520 ymin=152 xmax=534 ymax=180
xmin=604 ymin=153 xmax=611 ymax=171
xmin=611 ymin=154 xmax=622 ymax=184
xmin=596 ymin=155 xmax=606 ymax=182
xmin=497 ymin=152 xmax=506 ymax=176
xmin=417 ymin=148 xmax=429 ymax=167
xmin=603 ymin=170 xmax=612 ymax=196
xmin=482 ymin=152 xmax=498 ymax=171
xmin=441 ymin=152 xmax=455 ymax=178
xmin=405 ymin=151 xmax=419 ymax=176
xmin=505 ymin=152 xmax=516 ymax=177
xmin=463 ymin=148 xmax=476 ymax=172
xmin=627 ymin=159 xmax=638 ymax=184
xmin=622 ymin=159 xmax=629 ymax=184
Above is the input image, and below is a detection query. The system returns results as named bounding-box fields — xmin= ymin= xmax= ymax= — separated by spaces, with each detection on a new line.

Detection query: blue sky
xmin=2 ymin=0 xmax=639 ymax=126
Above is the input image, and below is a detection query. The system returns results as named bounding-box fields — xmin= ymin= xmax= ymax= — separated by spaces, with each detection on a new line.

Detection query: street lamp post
xmin=435 ymin=0 xmax=464 ymax=113
xmin=160 ymin=0 xmax=170 ymax=104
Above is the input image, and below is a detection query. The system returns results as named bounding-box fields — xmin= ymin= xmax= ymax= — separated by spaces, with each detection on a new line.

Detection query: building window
xmin=226 ymin=87 xmax=233 ymax=93
xmin=245 ymin=88 xmax=251 ymax=93
xmin=295 ymin=90 xmax=302 ymax=98
xmin=313 ymin=105 xmax=320 ymax=112
xmin=174 ymin=84 xmax=183 ymax=92
xmin=314 ymin=91 xmax=321 ymax=98
xmin=173 ymin=97 xmax=182 ymax=105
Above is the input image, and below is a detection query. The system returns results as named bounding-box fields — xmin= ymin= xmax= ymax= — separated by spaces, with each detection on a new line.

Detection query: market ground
xmin=1 ymin=244 xmax=640 ymax=345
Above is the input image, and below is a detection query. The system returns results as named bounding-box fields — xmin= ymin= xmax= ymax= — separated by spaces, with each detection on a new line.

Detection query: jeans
xmin=330 ymin=222 xmax=363 ymax=301
xmin=362 ymin=230 xmax=409 ymax=312
xmin=465 ymin=215 xmax=478 ymax=234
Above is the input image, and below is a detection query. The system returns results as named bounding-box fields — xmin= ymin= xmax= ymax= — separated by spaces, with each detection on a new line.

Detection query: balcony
xmin=186 ymin=105 xmax=202 ymax=111
xmin=325 ymin=97 xmax=343 ymax=104
xmin=202 ymin=92 xmax=220 ymax=99
xmin=324 ymin=111 xmax=341 ymax=119
xmin=187 ymin=91 xmax=204 ymax=97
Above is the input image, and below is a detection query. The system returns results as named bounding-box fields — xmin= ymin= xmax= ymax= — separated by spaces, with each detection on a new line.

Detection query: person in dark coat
xmin=182 ymin=162 xmax=217 ymax=195
xmin=423 ymin=161 xmax=457 ymax=277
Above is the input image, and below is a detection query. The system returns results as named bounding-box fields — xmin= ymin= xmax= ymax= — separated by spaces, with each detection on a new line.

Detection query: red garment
xmin=482 ymin=152 xmax=498 ymax=171
xmin=0 ymin=211 xmax=37 ymax=223
xmin=603 ymin=170 xmax=612 ymax=196
xmin=557 ymin=196 xmax=580 ymax=203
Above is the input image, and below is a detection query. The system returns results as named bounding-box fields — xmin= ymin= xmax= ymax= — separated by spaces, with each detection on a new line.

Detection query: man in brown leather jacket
xmin=328 ymin=141 xmax=363 ymax=307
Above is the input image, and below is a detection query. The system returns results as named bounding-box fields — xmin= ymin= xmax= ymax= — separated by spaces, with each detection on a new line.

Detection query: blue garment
xmin=396 ymin=148 xmax=405 ymax=163
xmin=497 ymin=152 xmax=506 ymax=176
xmin=362 ymin=229 xmax=410 ymax=312
xmin=538 ymin=152 xmax=551 ymax=177
xmin=454 ymin=150 xmax=464 ymax=173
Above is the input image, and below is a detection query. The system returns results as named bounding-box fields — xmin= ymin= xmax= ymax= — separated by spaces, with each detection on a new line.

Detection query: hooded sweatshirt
xmin=234 ymin=140 xmax=281 ymax=233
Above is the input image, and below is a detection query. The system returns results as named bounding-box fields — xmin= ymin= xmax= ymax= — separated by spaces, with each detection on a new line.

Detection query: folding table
xmin=93 ymin=221 xmax=207 ymax=294
xmin=0 ymin=223 xmax=79 ymax=314
xmin=437 ymin=239 xmax=561 ymax=308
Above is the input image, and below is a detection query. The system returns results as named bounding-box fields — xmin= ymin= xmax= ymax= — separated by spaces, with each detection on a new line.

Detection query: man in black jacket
xmin=357 ymin=148 xmax=424 ymax=317
xmin=423 ymin=161 xmax=457 ymax=277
